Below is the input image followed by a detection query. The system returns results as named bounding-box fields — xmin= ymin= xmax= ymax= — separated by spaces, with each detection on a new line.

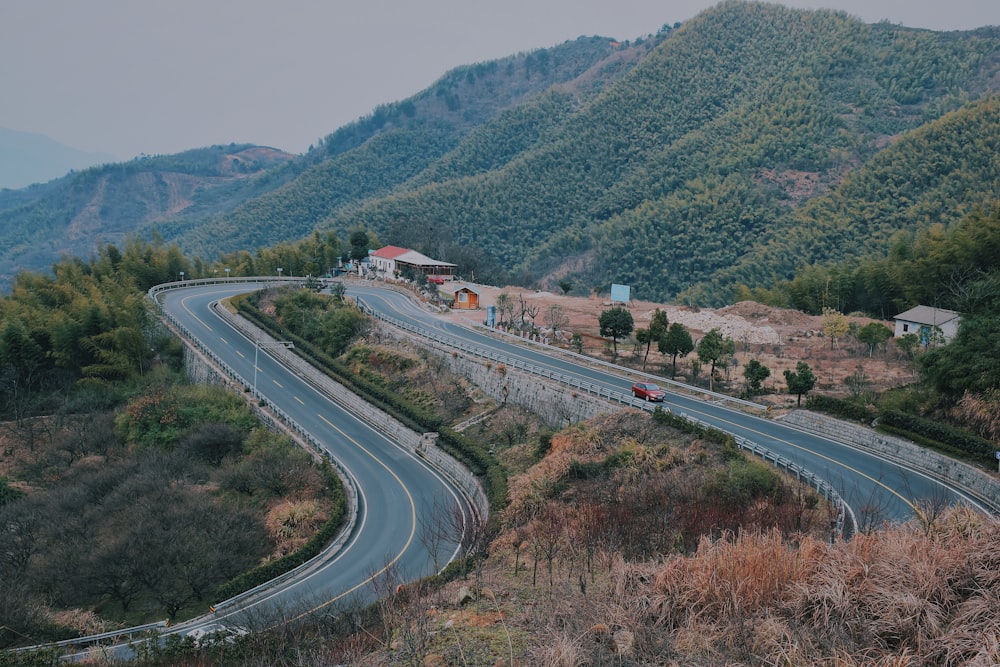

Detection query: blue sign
xmin=610 ymin=283 xmax=631 ymax=304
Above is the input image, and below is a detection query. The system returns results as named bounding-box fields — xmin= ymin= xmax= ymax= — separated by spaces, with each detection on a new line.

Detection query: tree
xmin=348 ymin=228 xmax=373 ymax=261
xmin=329 ymin=281 xmax=346 ymax=300
xmin=518 ymin=294 xmax=540 ymax=328
xmin=644 ymin=308 xmax=669 ymax=365
xmin=821 ymin=307 xmax=850 ymax=349
xmin=895 ymin=332 xmax=920 ymax=360
xmin=696 ymin=328 xmax=734 ymax=391
xmin=919 ymin=314 xmax=1000 ymax=398
xmin=659 ymin=322 xmax=694 ymax=378
xmin=598 ymin=307 xmax=633 ymax=358
xmin=495 ymin=292 xmax=515 ymax=328
xmin=558 ymin=280 xmax=572 ymax=295
xmin=743 ymin=359 xmax=770 ymax=397
xmin=783 ymin=361 xmax=817 ymax=406
xmin=855 ymin=322 xmax=893 ymax=357
xmin=544 ymin=304 xmax=569 ymax=335
xmin=844 ymin=364 xmax=875 ymax=403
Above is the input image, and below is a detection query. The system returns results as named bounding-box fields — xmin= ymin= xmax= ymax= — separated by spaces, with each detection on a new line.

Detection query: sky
xmin=3 ymin=1 xmax=999 ymax=161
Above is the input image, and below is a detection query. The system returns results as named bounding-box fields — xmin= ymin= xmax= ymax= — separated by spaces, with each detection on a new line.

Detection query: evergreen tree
xmin=783 ymin=361 xmax=817 ymax=406
xmin=659 ymin=322 xmax=694 ymax=378
xmin=598 ymin=307 xmax=634 ymax=358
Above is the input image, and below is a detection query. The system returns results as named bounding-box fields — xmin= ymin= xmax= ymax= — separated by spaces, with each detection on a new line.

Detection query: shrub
xmin=878 ymin=410 xmax=995 ymax=462
xmin=805 ymin=394 xmax=876 ymax=423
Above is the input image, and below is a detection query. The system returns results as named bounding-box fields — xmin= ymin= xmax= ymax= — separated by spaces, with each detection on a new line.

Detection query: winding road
xmin=42 ymin=277 xmax=991 ymax=658
xmin=157 ymin=282 xmax=470 ymax=634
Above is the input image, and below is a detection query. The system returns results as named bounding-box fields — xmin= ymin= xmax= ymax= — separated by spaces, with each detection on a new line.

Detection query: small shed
xmin=442 ymin=283 xmax=480 ymax=310
xmin=893 ymin=305 xmax=961 ymax=342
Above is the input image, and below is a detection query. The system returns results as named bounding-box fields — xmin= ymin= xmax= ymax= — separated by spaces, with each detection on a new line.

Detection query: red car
xmin=632 ymin=382 xmax=665 ymax=402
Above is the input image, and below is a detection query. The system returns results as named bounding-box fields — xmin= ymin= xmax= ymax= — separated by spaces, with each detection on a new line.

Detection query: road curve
xmin=157 ymin=282 xmax=470 ymax=631
xmin=33 ymin=276 xmax=985 ymax=659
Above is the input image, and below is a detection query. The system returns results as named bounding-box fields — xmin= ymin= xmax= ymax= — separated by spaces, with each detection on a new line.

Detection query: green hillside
xmin=318 ymin=2 xmax=1000 ymax=302
xmin=170 ymin=35 xmax=649 ymax=262
xmin=0 ymin=145 xmax=297 ymax=287
xmin=0 ymin=36 xmax=640 ymax=288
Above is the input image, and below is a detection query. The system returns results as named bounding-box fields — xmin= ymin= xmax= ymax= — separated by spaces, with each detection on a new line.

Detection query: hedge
xmin=805 ymin=394 xmax=877 ymax=424
xmin=878 ymin=409 xmax=996 ymax=462
xmin=212 ymin=457 xmax=347 ymax=603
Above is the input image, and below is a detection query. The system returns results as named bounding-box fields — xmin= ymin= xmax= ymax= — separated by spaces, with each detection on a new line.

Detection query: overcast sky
xmin=3 ymin=1 xmax=999 ymax=160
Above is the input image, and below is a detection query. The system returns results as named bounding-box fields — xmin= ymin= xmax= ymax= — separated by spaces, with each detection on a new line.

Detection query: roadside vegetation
xmin=103 ymin=407 xmax=1000 ymax=666
xmin=0 ymin=242 xmax=341 ymax=648
xmin=2 ymin=187 xmax=998 ymax=662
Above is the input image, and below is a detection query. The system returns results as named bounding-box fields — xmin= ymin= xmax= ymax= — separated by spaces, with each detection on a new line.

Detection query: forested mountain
xmin=320 ymin=1 xmax=1000 ymax=303
xmin=3 ymin=1 xmax=1000 ymax=304
xmin=0 ymin=35 xmax=645 ymax=290
xmin=170 ymin=35 xmax=654 ymax=263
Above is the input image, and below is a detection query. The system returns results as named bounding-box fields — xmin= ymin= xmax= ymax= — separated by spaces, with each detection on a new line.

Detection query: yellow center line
xmin=179 ymin=293 xmax=215 ymax=332
xmin=265 ymin=413 xmax=418 ymax=627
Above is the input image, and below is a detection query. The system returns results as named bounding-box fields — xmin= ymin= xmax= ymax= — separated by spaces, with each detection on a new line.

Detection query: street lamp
xmin=253 ymin=339 xmax=294 ymax=400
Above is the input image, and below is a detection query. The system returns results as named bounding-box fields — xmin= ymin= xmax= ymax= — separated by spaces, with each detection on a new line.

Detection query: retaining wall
xmin=779 ymin=410 xmax=1000 ymax=511
xmin=211 ymin=305 xmax=490 ymax=523
xmin=378 ymin=325 xmax=617 ymax=427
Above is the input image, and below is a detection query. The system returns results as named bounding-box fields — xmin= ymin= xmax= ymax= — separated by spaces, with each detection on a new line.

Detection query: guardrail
xmin=157 ymin=282 xmax=856 ymax=540
xmin=160 ymin=283 xmax=855 ymax=541
xmin=13 ymin=621 xmax=167 ymax=656
xmin=470 ymin=318 xmax=767 ymax=414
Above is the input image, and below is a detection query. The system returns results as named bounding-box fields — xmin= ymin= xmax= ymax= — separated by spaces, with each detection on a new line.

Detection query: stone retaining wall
xmin=779 ymin=410 xmax=1000 ymax=511
xmin=379 ymin=325 xmax=618 ymax=427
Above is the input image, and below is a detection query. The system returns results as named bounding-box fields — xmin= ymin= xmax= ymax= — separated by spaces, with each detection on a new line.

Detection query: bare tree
xmin=544 ymin=304 xmax=569 ymax=335
xmin=518 ymin=294 xmax=540 ymax=329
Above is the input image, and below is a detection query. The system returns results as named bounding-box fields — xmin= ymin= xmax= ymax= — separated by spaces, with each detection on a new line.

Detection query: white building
xmin=893 ymin=305 xmax=961 ymax=343
xmin=369 ymin=245 xmax=457 ymax=282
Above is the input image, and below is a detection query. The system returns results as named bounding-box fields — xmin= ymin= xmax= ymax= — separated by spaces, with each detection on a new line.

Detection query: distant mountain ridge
xmin=0 ymin=144 xmax=296 ymax=286
xmin=2 ymin=1 xmax=1000 ymax=303
xmin=0 ymin=127 xmax=116 ymax=190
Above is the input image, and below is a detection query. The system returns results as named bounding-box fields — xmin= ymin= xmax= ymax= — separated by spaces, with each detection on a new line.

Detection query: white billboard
xmin=610 ymin=283 xmax=631 ymax=304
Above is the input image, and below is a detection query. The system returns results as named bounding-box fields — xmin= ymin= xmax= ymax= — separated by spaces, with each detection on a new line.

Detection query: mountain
xmin=0 ymin=145 xmax=296 ymax=287
xmin=3 ymin=2 xmax=1000 ymax=304
xmin=0 ymin=35 xmax=645 ymax=289
xmin=314 ymin=1 xmax=1000 ymax=304
xmin=0 ymin=128 xmax=116 ymax=190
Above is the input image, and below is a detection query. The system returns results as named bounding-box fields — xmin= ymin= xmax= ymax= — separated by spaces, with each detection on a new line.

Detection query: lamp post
xmin=253 ymin=340 xmax=294 ymax=401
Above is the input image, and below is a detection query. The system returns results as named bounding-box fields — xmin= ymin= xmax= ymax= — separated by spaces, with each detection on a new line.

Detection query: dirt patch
xmin=434 ymin=283 xmax=914 ymax=405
